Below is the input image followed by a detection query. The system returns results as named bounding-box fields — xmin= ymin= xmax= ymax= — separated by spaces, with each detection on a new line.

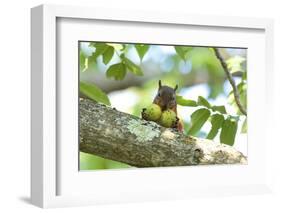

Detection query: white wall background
xmin=0 ymin=0 xmax=280 ymax=212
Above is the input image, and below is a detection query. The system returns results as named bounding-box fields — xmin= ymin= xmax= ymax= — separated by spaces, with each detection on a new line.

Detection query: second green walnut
xmin=158 ymin=109 xmax=177 ymax=128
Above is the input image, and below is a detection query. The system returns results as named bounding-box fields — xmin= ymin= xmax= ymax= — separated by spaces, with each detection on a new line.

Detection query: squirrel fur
xmin=143 ymin=80 xmax=183 ymax=132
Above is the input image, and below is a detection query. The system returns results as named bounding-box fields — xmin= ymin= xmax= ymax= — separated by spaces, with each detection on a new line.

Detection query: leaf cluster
xmin=177 ymin=95 xmax=238 ymax=146
xmin=81 ymin=43 xmax=151 ymax=80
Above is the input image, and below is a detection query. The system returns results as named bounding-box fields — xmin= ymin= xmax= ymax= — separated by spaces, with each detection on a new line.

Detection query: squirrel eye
xmin=158 ymin=93 xmax=161 ymax=97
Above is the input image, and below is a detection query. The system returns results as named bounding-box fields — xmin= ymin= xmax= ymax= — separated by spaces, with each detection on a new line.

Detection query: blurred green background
xmin=79 ymin=42 xmax=247 ymax=170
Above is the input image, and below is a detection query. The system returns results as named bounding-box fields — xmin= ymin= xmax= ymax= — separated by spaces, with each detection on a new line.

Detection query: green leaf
xmin=135 ymin=44 xmax=149 ymax=61
xmin=212 ymin=105 xmax=227 ymax=114
xmin=227 ymin=90 xmax=235 ymax=105
xmin=241 ymin=118 xmax=247 ymax=133
xmin=226 ymin=56 xmax=246 ymax=73
xmin=174 ymin=46 xmax=192 ymax=61
xmin=207 ymin=114 xmax=224 ymax=139
xmin=106 ymin=62 xmax=127 ymax=80
xmin=208 ymin=83 xmax=223 ymax=99
xmin=208 ymin=48 xmax=216 ymax=55
xmin=120 ymin=44 xmax=126 ymax=51
xmin=228 ymin=81 xmax=247 ymax=114
xmin=79 ymin=50 xmax=90 ymax=72
xmin=80 ymin=152 xmax=106 ymax=170
xmin=220 ymin=118 xmax=238 ymax=146
xmin=88 ymin=54 xmax=98 ymax=67
xmin=238 ymin=82 xmax=247 ymax=111
xmin=82 ymin=58 xmax=89 ymax=72
xmin=80 ymin=82 xmax=111 ymax=106
xmin=79 ymin=52 xmax=86 ymax=71
xmin=88 ymin=42 xmax=95 ymax=47
xmin=242 ymin=71 xmax=247 ymax=81
xmin=107 ymin=43 xmax=124 ymax=51
xmin=176 ymin=96 xmax=197 ymax=107
xmin=197 ymin=96 xmax=211 ymax=108
xmin=123 ymin=57 xmax=143 ymax=76
xmin=92 ymin=43 xmax=108 ymax=57
xmin=102 ymin=46 xmax=114 ymax=65
xmin=91 ymin=43 xmax=116 ymax=65
xmin=188 ymin=108 xmax=211 ymax=135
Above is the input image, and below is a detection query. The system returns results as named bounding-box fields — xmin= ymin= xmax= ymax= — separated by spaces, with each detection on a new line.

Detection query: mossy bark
xmin=79 ymin=98 xmax=247 ymax=167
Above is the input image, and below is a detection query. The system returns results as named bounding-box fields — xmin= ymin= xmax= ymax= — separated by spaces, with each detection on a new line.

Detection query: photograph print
xmin=79 ymin=41 xmax=247 ymax=170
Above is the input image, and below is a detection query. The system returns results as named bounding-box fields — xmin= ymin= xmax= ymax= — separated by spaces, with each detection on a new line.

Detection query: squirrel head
xmin=153 ymin=80 xmax=178 ymax=111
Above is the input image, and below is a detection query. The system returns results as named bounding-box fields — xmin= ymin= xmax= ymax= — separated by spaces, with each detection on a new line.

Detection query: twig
xmin=213 ymin=48 xmax=247 ymax=116
xmin=79 ymin=99 xmax=247 ymax=167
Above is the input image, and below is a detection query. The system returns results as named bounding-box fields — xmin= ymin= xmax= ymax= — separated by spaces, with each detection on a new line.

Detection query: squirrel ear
xmin=158 ymin=80 xmax=162 ymax=88
xmin=174 ymin=84 xmax=178 ymax=91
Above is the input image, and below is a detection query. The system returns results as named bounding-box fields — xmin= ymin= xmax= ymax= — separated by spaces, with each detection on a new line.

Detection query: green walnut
xmin=142 ymin=104 xmax=162 ymax=121
xmin=159 ymin=109 xmax=177 ymax=128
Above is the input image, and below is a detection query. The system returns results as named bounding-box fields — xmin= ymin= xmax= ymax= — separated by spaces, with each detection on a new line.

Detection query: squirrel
xmin=142 ymin=80 xmax=183 ymax=132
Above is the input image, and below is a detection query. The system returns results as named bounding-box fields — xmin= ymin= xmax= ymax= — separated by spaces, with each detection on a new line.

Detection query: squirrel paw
xmin=171 ymin=117 xmax=179 ymax=129
xmin=141 ymin=108 xmax=148 ymax=120
xmin=172 ymin=117 xmax=184 ymax=133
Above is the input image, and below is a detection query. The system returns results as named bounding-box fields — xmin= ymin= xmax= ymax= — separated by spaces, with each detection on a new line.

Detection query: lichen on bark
xmin=127 ymin=119 xmax=160 ymax=142
xmin=79 ymin=98 xmax=247 ymax=167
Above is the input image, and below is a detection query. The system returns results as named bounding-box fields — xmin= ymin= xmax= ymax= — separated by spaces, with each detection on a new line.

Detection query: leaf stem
xmin=213 ymin=48 xmax=247 ymax=116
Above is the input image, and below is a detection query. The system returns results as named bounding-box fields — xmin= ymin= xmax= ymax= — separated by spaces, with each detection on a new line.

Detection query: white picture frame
xmin=31 ymin=4 xmax=274 ymax=208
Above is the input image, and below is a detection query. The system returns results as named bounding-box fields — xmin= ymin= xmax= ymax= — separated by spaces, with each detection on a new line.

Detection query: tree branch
xmin=214 ymin=48 xmax=247 ymax=116
xmin=79 ymin=98 xmax=247 ymax=167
